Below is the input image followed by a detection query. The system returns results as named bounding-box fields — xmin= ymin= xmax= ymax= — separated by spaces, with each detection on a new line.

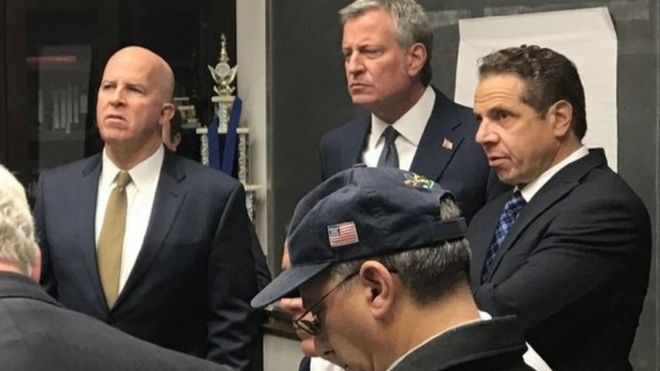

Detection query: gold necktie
xmin=97 ymin=171 xmax=131 ymax=307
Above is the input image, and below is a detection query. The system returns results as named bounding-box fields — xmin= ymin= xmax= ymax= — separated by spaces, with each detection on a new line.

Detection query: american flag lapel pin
xmin=327 ymin=221 xmax=359 ymax=247
xmin=442 ymin=138 xmax=453 ymax=151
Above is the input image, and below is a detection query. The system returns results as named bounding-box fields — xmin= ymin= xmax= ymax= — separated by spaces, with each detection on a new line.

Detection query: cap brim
xmin=251 ymin=262 xmax=332 ymax=308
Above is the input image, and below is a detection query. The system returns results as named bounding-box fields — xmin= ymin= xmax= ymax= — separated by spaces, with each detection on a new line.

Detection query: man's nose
xmin=475 ymin=120 xmax=495 ymax=145
xmin=345 ymin=53 xmax=364 ymax=75
xmin=109 ymin=88 xmax=126 ymax=106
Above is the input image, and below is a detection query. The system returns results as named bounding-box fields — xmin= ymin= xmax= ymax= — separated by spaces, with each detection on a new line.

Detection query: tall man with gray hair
xmin=319 ymin=0 xmax=506 ymax=222
xmin=0 ymin=164 xmax=225 ymax=370
xmin=255 ymin=167 xmax=533 ymax=371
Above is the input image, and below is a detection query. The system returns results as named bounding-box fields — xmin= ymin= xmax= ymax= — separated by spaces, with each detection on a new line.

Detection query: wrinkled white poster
xmin=455 ymin=7 xmax=618 ymax=170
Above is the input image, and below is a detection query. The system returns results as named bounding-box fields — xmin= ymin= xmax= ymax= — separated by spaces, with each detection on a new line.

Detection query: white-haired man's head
xmin=0 ymin=165 xmax=39 ymax=280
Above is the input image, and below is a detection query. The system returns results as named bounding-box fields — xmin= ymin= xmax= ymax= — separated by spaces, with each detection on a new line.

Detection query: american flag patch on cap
xmin=327 ymin=222 xmax=359 ymax=247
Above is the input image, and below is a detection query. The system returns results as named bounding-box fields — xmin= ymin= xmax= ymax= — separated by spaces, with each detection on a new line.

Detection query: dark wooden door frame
xmin=4 ymin=0 xmax=28 ymax=183
xmin=0 ymin=0 xmax=5 ymax=165
xmin=1 ymin=0 xmax=119 ymax=185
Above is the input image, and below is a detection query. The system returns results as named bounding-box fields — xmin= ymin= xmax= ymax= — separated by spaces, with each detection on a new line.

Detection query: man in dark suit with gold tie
xmin=0 ymin=164 xmax=226 ymax=371
xmin=34 ymin=46 xmax=262 ymax=370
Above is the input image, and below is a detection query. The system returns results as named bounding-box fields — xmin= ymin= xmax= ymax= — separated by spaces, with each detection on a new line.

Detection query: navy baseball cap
xmin=251 ymin=166 xmax=467 ymax=308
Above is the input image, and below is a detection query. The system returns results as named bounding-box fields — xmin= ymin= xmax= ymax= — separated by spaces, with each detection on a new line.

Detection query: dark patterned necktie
xmin=481 ymin=191 xmax=526 ymax=283
xmin=377 ymin=126 xmax=399 ymax=168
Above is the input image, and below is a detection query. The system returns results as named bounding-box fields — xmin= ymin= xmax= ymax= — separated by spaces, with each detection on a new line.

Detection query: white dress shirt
xmin=362 ymin=86 xmax=435 ymax=171
xmin=310 ymin=357 xmax=344 ymax=371
xmin=95 ymin=145 xmax=164 ymax=291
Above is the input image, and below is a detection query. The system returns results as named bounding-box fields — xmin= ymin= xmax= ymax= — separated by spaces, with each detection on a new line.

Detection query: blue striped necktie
xmin=481 ymin=191 xmax=526 ymax=283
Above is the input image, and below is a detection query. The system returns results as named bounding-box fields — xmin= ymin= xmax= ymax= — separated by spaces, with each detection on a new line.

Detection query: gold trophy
xmin=198 ymin=34 xmax=258 ymax=220
xmin=208 ymin=34 xmax=238 ymax=97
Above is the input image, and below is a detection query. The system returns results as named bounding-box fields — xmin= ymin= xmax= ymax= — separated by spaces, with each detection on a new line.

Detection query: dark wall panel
xmin=268 ymin=0 xmax=357 ymax=268
xmin=0 ymin=0 xmax=5 ymax=164
xmin=4 ymin=0 xmax=28 ymax=183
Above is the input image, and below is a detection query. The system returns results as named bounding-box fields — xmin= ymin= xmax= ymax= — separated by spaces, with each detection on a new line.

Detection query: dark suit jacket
xmin=469 ymin=149 xmax=651 ymax=370
xmin=0 ymin=272 xmax=224 ymax=371
xmin=392 ymin=315 xmax=532 ymax=371
xmin=319 ymin=88 xmax=507 ymax=221
xmin=298 ymin=357 xmax=311 ymax=371
xmin=34 ymin=150 xmax=261 ymax=371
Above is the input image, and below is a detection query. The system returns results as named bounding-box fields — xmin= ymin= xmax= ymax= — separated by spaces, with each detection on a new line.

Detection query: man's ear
xmin=549 ymin=100 xmax=574 ymax=138
xmin=406 ymin=43 xmax=427 ymax=78
xmin=358 ymin=261 xmax=396 ymax=320
xmin=160 ymin=103 xmax=176 ymax=126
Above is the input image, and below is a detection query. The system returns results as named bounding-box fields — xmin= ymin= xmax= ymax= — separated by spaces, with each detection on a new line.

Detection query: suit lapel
xmin=485 ymin=181 xmax=578 ymax=280
xmin=485 ymin=150 xmax=607 ymax=280
xmin=410 ymin=89 xmax=465 ymax=180
xmin=342 ymin=116 xmax=370 ymax=167
xmin=114 ymin=152 xmax=187 ymax=308
xmin=76 ymin=156 xmax=107 ymax=308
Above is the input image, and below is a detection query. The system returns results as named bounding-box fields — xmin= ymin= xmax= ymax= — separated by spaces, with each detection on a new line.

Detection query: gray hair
xmin=0 ymin=165 xmax=37 ymax=275
xmin=330 ymin=196 xmax=470 ymax=306
xmin=340 ymin=0 xmax=433 ymax=86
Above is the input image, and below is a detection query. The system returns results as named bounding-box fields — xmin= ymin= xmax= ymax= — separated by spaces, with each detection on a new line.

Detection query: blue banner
xmin=221 ymin=97 xmax=243 ymax=176
xmin=207 ymin=114 xmax=221 ymax=170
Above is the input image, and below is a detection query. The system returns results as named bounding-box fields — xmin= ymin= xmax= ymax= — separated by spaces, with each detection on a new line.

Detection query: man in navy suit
xmin=469 ymin=45 xmax=651 ymax=370
xmin=34 ymin=46 xmax=261 ymax=371
xmin=0 ymin=164 xmax=225 ymax=371
xmin=319 ymin=0 xmax=506 ymax=222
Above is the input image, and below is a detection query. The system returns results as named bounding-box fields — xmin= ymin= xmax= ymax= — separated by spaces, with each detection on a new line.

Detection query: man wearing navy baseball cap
xmin=252 ymin=167 xmax=532 ymax=371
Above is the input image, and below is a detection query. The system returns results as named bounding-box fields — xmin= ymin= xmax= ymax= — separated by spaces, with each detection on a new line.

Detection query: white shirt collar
xmin=369 ymin=86 xmax=435 ymax=148
xmin=100 ymin=144 xmax=164 ymax=191
xmin=519 ymin=146 xmax=589 ymax=202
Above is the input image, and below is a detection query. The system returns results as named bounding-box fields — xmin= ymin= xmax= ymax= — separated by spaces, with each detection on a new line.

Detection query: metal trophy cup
xmin=198 ymin=34 xmax=258 ymax=220
xmin=200 ymin=34 xmax=238 ymax=165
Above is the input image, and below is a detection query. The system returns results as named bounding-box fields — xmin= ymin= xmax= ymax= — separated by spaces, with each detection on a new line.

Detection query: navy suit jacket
xmin=469 ymin=149 xmax=651 ymax=370
xmin=34 ymin=150 xmax=261 ymax=371
xmin=319 ymin=88 xmax=507 ymax=221
xmin=0 ymin=272 xmax=224 ymax=371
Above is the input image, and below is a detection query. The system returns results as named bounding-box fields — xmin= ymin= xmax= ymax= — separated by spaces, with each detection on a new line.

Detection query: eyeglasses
xmin=293 ymin=271 xmax=359 ymax=336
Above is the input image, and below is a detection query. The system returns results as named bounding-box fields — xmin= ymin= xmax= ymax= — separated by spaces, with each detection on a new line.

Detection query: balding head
xmin=105 ymin=46 xmax=175 ymax=101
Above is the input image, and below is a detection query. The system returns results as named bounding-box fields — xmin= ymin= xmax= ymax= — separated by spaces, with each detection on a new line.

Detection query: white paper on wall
xmin=455 ymin=7 xmax=618 ymax=170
